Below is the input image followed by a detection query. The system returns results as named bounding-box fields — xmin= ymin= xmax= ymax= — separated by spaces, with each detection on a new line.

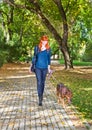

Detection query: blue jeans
xmin=35 ymin=68 xmax=48 ymax=97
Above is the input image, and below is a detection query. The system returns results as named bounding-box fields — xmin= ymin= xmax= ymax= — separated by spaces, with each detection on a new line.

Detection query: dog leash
xmin=47 ymin=69 xmax=61 ymax=85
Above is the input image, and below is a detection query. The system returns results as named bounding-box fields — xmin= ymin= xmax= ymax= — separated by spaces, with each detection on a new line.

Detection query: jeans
xmin=35 ymin=68 xmax=48 ymax=97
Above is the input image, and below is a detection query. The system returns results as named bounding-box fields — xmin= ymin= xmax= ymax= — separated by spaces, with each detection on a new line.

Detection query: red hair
xmin=38 ymin=35 xmax=50 ymax=50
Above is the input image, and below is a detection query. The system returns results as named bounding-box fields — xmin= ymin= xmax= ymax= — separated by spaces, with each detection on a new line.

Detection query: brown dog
xmin=56 ymin=83 xmax=72 ymax=108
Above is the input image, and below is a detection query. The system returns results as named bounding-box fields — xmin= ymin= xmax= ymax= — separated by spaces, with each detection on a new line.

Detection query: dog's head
xmin=57 ymin=83 xmax=64 ymax=88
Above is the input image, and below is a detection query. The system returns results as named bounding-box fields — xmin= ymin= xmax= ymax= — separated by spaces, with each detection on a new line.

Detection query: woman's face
xmin=42 ymin=40 xmax=47 ymax=45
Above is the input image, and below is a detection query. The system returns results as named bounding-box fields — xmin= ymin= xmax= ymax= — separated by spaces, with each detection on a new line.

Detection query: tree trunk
xmin=29 ymin=1 xmax=73 ymax=69
xmin=53 ymin=0 xmax=73 ymax=69
xmin=7 ymin=1 xmax=14 ymax=41
xmin=60 ymin=47 xmax=73 ymax=69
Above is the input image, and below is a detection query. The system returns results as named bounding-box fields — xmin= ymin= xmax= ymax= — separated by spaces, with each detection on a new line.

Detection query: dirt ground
xmin=0 ymin=63 xmax=30 ymax=78
xmin=0 ymin=62 xmax=92 ymax=78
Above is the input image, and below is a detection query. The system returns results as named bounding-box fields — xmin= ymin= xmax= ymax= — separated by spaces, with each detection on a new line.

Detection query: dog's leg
xmin=62 ymin=99 xmax=65 ymax=108
xmin=56 ymin=91 xmax=59 ymax=97
xmin=56 ymin=91 xmax=61 ymax=103
xmin=57 ymin=94 xmax=61 ymax=103
xmin=58 ymin=95 xmax=61 ymax=103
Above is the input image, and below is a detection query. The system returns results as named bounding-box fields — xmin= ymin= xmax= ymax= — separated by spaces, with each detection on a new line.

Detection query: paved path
xmin=0 ymin=72 xmax=89 ymax=130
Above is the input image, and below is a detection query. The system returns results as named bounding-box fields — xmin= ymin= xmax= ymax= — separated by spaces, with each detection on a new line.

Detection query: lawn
xmin=59 ymin=60 xmax=92 ymax=66
xmin=51 ymin=64 xmax=92 ymax=125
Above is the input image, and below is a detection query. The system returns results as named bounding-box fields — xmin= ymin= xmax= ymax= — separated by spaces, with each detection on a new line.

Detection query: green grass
xmin=59 ymin=60 xmax=92 ymax=66
xmin=51 ymin=69 xmax=92 ymax=123
xmin=73 ymin=60 xmax=92 ymax=66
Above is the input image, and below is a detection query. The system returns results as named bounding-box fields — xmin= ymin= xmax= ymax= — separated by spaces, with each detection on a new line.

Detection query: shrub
xmin=0 ymin=51 xmax=8 ymax=67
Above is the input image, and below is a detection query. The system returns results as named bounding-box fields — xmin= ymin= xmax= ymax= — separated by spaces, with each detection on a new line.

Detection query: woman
xmin=33 ymin=35 xmax=51 ymax=106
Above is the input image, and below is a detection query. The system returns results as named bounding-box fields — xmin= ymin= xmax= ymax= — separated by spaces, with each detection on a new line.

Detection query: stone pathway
xmin=0 ymin=72 xmax=89 ymax=130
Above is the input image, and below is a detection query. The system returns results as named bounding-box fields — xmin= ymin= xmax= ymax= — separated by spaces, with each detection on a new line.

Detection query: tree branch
xmin=0 ymin=10 xmax=8 ymax=17
xmin=53 ymin=0 xmax=68 ymax=45
xmin=65 ymin=0 xmax=70 ymax=13
xmin=4 ymin=0 xmax=36 ymax=13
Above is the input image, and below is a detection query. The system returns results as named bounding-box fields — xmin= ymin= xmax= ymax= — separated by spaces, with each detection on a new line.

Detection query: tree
xmin=3 ymin=0 xmax=73 ymax=69
xmin=2 ymin=0 xmax=92 ymax=68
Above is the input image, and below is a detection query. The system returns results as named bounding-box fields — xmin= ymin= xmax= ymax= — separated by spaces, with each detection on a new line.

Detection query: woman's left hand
xmin=48 ymin=65 xmax=51 ymax=73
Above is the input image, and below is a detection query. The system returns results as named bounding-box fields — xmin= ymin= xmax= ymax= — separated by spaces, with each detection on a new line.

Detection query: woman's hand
xmin=48 ymin=65 xmax=51 ymax=73
xmin=29 ymin=65 xmax=32 ymax=73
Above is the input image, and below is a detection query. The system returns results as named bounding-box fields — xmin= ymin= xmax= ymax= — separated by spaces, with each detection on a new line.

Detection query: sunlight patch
xmin=83 ymin=88 xmax=92 ymax=91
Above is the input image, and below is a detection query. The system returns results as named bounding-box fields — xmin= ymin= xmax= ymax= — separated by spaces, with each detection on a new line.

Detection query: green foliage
xmin=68 ymin=19 xmax=91 ymax=61
xmin=82 ymin=43 xmax=92 ymax=62
xmin=0 ymin=50 xmax=8 ymax=67
xmin=67 ymin=0 xmax=92 ymax=61
xmin=50 ymin=38 xmax=59 ymax=55
xmin=0 ymin=51 xmax=5 ymax=67
xmin=0 ymin=27 xmax=7 ymax=67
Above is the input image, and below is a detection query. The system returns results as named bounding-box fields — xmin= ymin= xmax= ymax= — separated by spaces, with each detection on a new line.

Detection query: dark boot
xmin=39 ymin=96 xmax=43 ymax=106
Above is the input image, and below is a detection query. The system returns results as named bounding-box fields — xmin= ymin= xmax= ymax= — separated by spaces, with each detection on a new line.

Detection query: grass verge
xmin=59 ymin=60 xmax=92 ymax=66
xmin=51 ymin=67 xmax=92 ymax=124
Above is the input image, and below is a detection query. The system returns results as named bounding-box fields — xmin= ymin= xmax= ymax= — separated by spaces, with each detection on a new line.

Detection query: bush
xmin=0 ymin=52 xmax=5 ymax=67
xmin=82 ymin=43 xmax=92 ymax=62
xmin=0 ymin=51 xmax=8 ymax=68
xmin=0 ymin=54 xmax=4 ymax=67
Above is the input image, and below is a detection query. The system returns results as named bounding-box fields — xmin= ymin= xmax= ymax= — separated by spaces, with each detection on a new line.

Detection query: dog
xmin=56 ymin=83 xmax=72 ymax=108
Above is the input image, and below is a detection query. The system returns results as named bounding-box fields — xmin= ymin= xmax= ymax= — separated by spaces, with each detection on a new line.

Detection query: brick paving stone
xmin=0 ymin=75 xmax=88 ymax=130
